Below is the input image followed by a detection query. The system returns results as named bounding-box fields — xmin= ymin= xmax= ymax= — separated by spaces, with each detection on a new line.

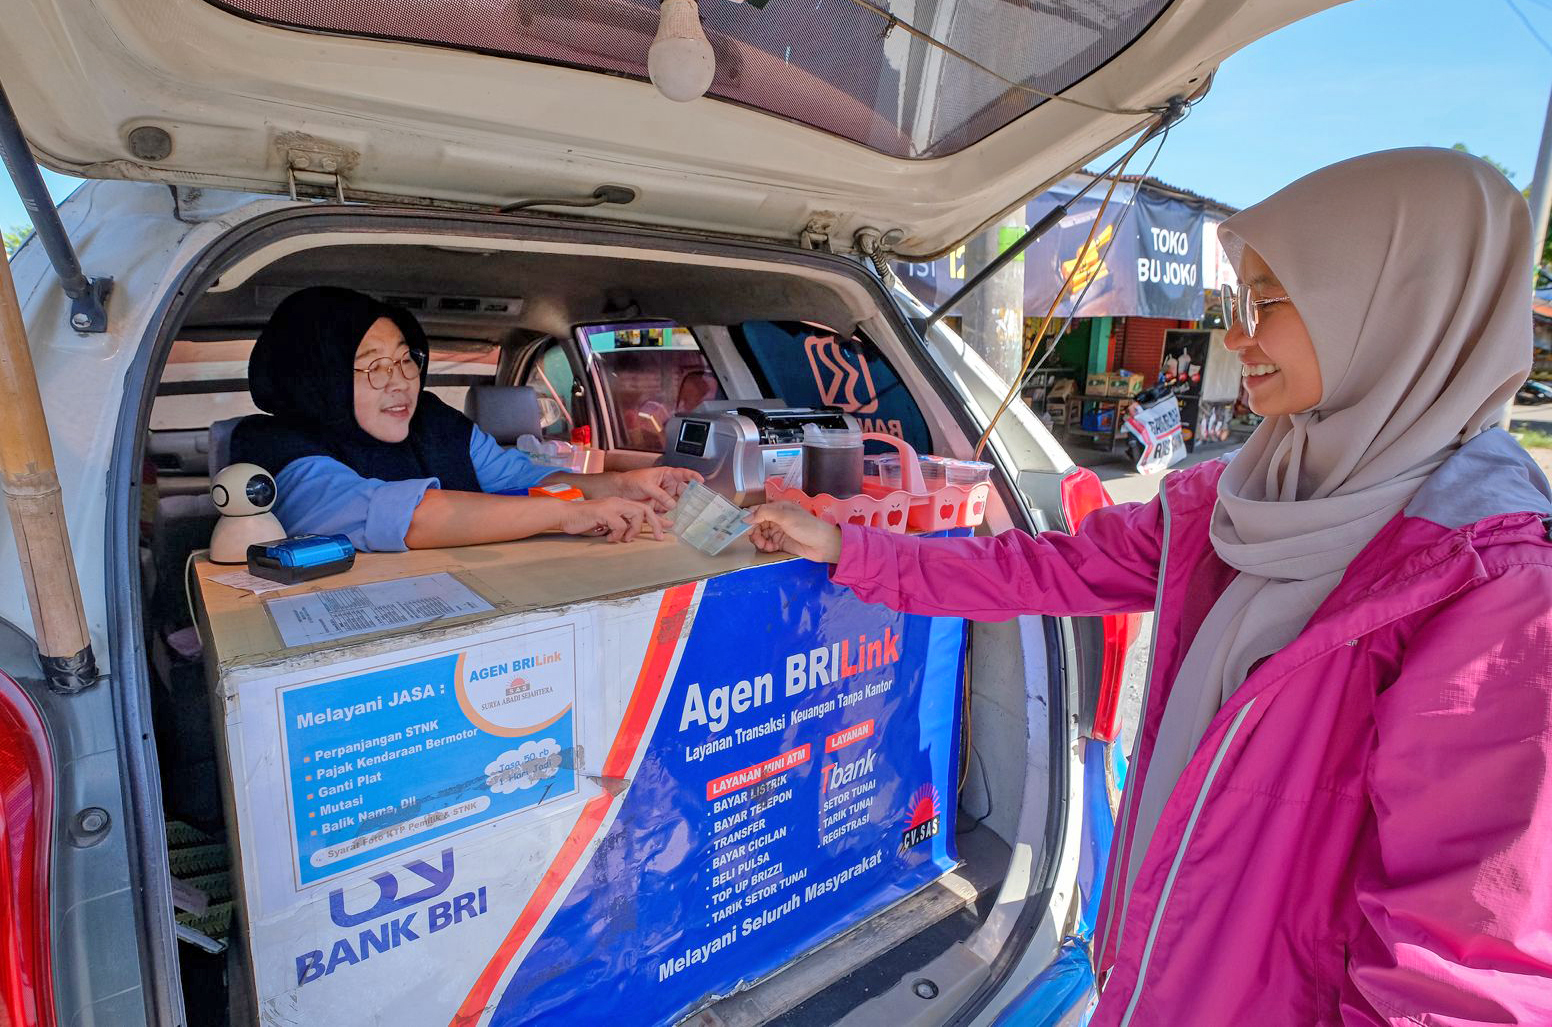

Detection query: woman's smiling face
xmin=352 ymin=317 xmax=419 ymax=442
xmin=1224 ymin=248 xmax=1324 ymax=416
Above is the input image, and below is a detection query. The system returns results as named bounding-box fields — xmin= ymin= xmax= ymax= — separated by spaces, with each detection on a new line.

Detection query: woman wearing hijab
xmin=231 ymin=287 xmax=700 ymax=550
xmin=747 ymin=148 xmax=1552 ymax=1023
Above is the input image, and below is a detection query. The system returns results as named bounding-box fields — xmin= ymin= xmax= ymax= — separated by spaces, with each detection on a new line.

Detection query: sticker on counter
xmin=278 ymin=622 xmax=579 ymax=886
xmin=265 ymin=572 xmax=493 ymax=648
xmin=761 ymin=446 xmax=802 ymax=482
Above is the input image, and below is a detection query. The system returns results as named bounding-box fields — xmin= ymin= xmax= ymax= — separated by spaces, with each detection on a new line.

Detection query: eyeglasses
xmin=353 ymin=351 xmax=426 ymax=390
xmin=1220 ymin=285 xmax=1291 ymax=339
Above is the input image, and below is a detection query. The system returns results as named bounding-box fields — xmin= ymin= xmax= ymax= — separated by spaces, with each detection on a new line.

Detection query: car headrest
xmin=463 ymin=385 xmax=543 ymax=445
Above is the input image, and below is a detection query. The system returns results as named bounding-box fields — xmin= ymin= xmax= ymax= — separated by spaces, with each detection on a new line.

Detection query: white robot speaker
xmin=210 ymin=463 xmax=285 ymax=563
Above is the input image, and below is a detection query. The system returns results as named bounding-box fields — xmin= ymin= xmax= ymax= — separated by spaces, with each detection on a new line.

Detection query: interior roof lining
xmin=193 ymin=231 xmax=877 ymax=337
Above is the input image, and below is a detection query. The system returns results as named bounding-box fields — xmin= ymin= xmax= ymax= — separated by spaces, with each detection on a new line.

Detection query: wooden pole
xmin=0 ymin=247 xmax=96 ymax=689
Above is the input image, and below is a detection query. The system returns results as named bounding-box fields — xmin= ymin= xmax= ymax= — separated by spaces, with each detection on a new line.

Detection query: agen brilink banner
xmin=241 ymin=554 xmax=967 ymax=1026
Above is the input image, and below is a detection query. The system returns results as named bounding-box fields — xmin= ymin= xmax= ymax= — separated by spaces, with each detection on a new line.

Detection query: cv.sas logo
xmin=899 ymin=784 xmax=942 ymax=854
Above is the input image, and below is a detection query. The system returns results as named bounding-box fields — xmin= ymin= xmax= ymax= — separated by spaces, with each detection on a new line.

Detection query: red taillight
xmin=1060 ymin=468 xmax=1142 ymax=743
xmin=0 ymin=671 xmax=54 ymax=1027
xmin=1058 ymin=466 xmax=1110 ymax=533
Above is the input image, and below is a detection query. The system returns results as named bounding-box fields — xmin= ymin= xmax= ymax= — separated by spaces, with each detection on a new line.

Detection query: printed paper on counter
xmin=264 ymin=572 xmax=493 ymax=648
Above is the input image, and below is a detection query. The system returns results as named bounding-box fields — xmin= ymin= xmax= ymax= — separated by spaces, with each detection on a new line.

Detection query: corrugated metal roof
xmin=1078 ymin=168 xmax=1239 ymax=217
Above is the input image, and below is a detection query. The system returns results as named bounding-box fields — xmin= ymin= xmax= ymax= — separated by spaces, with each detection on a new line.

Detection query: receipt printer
xmin=246 ymin=534 xmax=356 ymax=585
xmin=660 ymin=402 xmax=859 ymax=506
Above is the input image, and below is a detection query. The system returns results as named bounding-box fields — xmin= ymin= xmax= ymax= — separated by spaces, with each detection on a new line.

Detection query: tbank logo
xmin=899 ymin=784 xmax=942 ymax=854
xmin=804 ymin=333 xmax=879 ymax=414
xmin=296 ymin=849 xmax=490 ymax=986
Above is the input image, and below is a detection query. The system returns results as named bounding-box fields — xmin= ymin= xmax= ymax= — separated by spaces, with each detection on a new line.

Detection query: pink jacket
xmin=832 ymin=430 xmax=1552 ymax=1025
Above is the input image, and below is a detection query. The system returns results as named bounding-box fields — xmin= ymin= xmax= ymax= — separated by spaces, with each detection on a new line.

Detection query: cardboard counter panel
xmin=190 ymin=535 xmax=966 ymax=1026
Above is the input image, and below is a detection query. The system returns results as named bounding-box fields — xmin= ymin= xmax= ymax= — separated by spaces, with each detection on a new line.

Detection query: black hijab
xmin=230 ymin=286 xmax=480 ymax=491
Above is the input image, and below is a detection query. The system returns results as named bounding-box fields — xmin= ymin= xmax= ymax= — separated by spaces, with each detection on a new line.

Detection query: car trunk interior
xmin=136 ymin=223 xmax=1040 ymax=1025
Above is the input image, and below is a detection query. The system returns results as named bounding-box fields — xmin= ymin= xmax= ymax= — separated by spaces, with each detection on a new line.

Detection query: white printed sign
xmin=1125 ymin=396 xmax=1187 ymax=475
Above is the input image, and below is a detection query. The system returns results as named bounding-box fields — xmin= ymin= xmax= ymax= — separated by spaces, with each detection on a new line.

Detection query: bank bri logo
xmin=804 ymin=332 xmax=879 ymax=414
xmin=297 ymin=848 xmax=490 ymax=987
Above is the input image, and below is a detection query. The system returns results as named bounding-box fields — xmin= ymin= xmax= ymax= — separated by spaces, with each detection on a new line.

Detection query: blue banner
xmin=489 ymin=553 xmax=967 ymax=1024
xmin=896 ymin=175 xmax=1205 ymax=320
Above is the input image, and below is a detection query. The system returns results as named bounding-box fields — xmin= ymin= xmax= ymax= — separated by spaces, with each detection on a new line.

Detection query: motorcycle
xmin=1517 ymin=379 xmax=1552 ymax=405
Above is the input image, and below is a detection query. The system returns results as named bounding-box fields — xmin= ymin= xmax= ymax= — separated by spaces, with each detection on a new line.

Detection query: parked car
xmin=0 ymin=0 xmax=1339 ymax=1024
xmin=1518 ymin=378 xmax=1552 ymax=404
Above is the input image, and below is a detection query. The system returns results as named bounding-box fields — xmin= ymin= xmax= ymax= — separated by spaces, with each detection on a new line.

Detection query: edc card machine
xmin=660 ymin=402 xmax=858 ymax=505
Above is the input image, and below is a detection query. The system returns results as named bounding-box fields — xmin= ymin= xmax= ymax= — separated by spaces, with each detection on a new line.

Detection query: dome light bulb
xmin=648 ymin=0 xmax=716 ymax=103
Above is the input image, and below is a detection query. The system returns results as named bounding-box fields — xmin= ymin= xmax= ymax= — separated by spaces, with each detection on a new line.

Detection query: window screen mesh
xmin=206 ymin=0 xmax=1169 ymax=158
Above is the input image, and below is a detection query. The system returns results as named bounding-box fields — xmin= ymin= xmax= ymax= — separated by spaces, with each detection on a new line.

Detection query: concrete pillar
xmin=1086 ymin=317 xmax=1113 ymax=376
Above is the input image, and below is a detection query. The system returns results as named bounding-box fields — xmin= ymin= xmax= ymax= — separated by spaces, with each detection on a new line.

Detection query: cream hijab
xmin=1126 ymin=148 xmax=1534 ymax=891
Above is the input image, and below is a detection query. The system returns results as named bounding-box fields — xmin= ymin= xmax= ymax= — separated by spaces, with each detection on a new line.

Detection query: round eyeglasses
xmin=1220 ymin=284 xmax=1291 ymax=339
xmin=354 ymin=351 xmax=426 ymax=390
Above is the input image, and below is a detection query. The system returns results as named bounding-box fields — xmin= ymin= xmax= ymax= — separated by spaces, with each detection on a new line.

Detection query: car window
xmin=579 ymin=322 xmax=726 ymax=453
xmin=151 ymin=339 xmax=262 ymax=430
xmin=150 ymin=338 xmax=499 ymax=431
xmin=730 ymin=321 xmax=931 ymax=454
xmin=426 ymin=340 xmax=502 ymax=414
xmin=521 ymin=339 xmax=585 ymax=441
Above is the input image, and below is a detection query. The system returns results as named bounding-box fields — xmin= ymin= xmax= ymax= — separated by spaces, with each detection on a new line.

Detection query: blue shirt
xmin=272 ymin=426 xmax=559 ymax=552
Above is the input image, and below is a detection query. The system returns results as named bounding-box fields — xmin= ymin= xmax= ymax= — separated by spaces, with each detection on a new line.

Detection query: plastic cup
xmin=918 ymin=455 xmax=949 ymax=490
xmin=944 ymin=459 xmax=993 ymax=487
xmin=671 ymin=480 xmax=751 ymax=555
xmin=876 ymin=455 xmax=903 ymax=490
xmin=801 ymin=424 xmax=863 ymax=498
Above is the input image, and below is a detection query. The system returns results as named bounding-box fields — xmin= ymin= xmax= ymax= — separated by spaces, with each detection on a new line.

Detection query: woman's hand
xmin=745 ymin=503 xmax=843 ymax=564
xmin=559 ymin=497 xmax=667 ymax=543
xmin=605 ymin=467 xmax=704 ymax=511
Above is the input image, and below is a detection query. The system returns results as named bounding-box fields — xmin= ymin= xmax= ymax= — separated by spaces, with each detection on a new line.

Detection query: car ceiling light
xmin=648 ymin=0 xmax=716 ymax=103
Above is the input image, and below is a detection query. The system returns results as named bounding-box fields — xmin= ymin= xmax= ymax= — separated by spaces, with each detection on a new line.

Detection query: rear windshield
xmin=205 ymin=0 xmax=1170 ymax=158
xmin=581 ymin=322 xmax=726 ymax=452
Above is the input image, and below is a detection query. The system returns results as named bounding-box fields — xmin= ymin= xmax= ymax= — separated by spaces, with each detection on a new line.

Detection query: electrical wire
xmin=1503 ymin=0 xmax=1552 ymax=55
xmin=957 ymin=743 xmax=994 ymax=834
xmin=925 ymin=138 xmax=1164 ymax=327
xmin=183 ymin=548 xmax=208 ymax=630
xmin=949 ymin=139 xmax=1165 ymax=803
xmin=1018 ymin=123 xmax=1174 ymax=392
xmin=832 ymin=0 xmax=1163 ymax=117
xmin=971 ymin=119 xmax=1168 ymax=458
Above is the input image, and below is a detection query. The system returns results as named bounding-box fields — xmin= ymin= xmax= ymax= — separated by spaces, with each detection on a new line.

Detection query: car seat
xmin=463 ymin=384 xmax=543 ymax=444
xmin=207 ymin=416 xmax=244 ymax=476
